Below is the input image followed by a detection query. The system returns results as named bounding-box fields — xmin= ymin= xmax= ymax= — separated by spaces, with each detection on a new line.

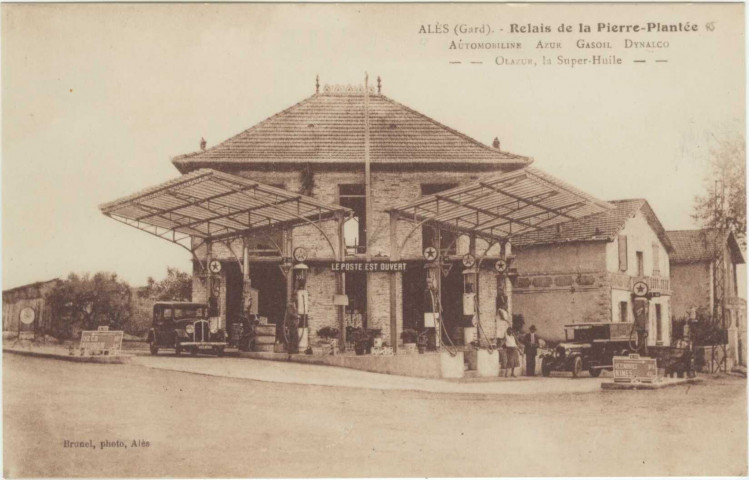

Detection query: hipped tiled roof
xmin=172 ymin=85 xmax=530 ymax=172
xmin=667 ymin=229 xmax=745 ymax=264
xmin=512 ymin=199 xmax=673 ymax=252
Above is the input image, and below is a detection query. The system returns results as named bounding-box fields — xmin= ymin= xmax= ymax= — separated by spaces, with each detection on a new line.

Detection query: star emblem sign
xmin=209 ymin=260 xmax=222 ymax=274
xmin=633 ymin=281 xmax=649 ymax=297
xmin=423 ymin=246 xmax=438 ymax=261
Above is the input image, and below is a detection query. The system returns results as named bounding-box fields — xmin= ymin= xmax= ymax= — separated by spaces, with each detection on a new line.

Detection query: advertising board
xmin=79 ymin=330 xmax=124 ymax=356
xmin=613 ymin=354 xmax=657 ymax=383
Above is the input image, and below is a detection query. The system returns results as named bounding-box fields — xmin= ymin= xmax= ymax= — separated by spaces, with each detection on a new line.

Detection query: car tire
xmin=191 ymin=347 xmax=198 ymax=356
xmin=572 ymin=356 xmax=583 ymax=378
xmin=214 ymin=347 xmax=225 ymax=357
xmin=589 ymin=367 xmax=602 ymax=378
xmin=175 ymin=342 xmax=182 ymax=356
xmin=541 ymin=358 xmax=552 ymax=377
xmin=149 ymin=340 xmax=159 ymax=355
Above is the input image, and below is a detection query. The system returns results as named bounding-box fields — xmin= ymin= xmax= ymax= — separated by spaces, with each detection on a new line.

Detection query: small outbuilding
xmin=2 ymin=279 xmax=62 ymax=339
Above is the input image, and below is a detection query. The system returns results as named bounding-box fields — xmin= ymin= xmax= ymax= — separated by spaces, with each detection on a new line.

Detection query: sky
xmin=2 ymin=3 xmax=745 ymax=290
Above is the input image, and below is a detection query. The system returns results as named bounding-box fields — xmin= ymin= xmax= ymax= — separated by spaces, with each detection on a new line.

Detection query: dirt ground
xmin=3 ymin=354 xmax=747 ymax=478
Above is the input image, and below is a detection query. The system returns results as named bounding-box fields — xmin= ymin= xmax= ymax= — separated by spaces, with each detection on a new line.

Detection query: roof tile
xmin=512 ymin=199 xmax=672 ymax=252
xmin=173 ymin=88 xmax=531 ymax=170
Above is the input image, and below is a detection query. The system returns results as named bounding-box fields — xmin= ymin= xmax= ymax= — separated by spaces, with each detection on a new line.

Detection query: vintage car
xmin=541 ymin=322 xmax=695 ymax=378
xmin=147 ymin=302 xmax=227 ymax=356
xmin=541 ymin=322 xmax=635 ymax=378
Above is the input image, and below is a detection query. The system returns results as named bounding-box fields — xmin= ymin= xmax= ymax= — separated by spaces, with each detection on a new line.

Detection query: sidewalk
xmin=3 ymin=345 xmax=133 ymax=364
xmin=132 ymin=354 xmax=604 ymax=395
xmin=5 ymin=345 xmax=714 ymax=396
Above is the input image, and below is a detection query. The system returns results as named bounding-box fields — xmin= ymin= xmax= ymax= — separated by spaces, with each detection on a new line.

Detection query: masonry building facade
xmin=511 ymin=199 xmax=673 ymax=344
xmin=667 ymin=229 xmax=746 ymax=365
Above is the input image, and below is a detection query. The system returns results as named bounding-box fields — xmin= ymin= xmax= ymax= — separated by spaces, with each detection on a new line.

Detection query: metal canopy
xmin=100 ymin=169 xmax=351 ymax=248
xmin=387 ymin=167 xmax=613 ymax=242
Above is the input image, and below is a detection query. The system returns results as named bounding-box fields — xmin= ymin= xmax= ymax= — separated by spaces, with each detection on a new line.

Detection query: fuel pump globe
xmin=292 ymin=263 xmax=309 ymax=315
xmin=462 ymin=268 xmax=477 ymax=316
xmin=293 ymin=263 xmax=308 ymax=289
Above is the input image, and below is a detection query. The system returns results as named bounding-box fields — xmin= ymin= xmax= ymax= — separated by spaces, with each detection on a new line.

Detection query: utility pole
xmin=364 ymin=73 xmax=374 ymax=328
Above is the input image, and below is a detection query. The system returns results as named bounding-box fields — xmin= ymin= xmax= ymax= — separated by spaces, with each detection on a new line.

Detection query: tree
xmin=48 ymin=272 xmax=132 ymax=338
xmin=692 ymin=132 xmax=746 ymax=243
xmin=139 ymin=267 xmax=192 ymax=301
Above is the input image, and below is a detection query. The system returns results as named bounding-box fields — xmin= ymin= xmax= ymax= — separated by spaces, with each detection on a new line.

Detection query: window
xmin=618 ymin=235 xmax=628 ymax=272
xmin=339 ymin=185 xmax=366 ymax=254
xmin=619 ymin=301 xmax=628 ymax=322
xmin=421 ymin=184 xmax=459 ymax=255
xmin=733 ymin=262 xmax=739 ymax=296
xmin=636 ymin=251 xmax=644 ymax=277
xmin=652 ymin=243 xmax=660 ymax=276
xmin=655 ymin=304 xmax=662 ymax=343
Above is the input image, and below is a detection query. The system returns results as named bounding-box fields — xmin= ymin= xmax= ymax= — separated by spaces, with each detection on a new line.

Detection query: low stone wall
xmin=240 ymin=350 xmax=465 ymax=379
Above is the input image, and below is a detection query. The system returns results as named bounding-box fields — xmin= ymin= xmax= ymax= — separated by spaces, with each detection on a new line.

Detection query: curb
xmin=601 ymin=377 xmax=703 ymax=390
xmin=3 ymin=348 xmax=133 ymax=364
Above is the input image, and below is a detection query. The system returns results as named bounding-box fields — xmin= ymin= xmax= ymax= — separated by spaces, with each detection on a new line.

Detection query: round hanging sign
xmin=293 ymin=247 xmax=308 ymax=262
xmin=423 ymin=246 xmax=439 ymax=262
xmin=494 ymin=259 xmax=508 ymax=273
xmin=208 ymin=260 xmax=222 ymax=274
xmin=20 ymin=307 xmax=35 ymax=325
xmin=462 ymin=254 xmax=476 ymax=268
xmin=632 ymin=281 xmax=649 ymax=297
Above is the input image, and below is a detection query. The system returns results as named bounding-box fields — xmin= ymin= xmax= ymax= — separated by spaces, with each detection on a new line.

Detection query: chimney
xmin=492 ymin=137 xmax=500 ymax=149
xmin=200 ymin=137 xmax=206 ymax=151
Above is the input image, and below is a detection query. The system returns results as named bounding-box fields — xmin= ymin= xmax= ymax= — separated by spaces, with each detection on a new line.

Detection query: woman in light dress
xmin=503 ymin=327 xmax=520 ymax=377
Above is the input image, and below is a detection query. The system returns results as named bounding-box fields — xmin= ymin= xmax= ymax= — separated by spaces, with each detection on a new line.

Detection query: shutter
xmin=652 ymin=242 xmax=660 ymax=276
xmin=618 ymin=235 xmax=628 ymax=272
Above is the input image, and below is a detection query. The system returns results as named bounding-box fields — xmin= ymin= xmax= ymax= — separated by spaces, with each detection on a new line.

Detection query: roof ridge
xmin=172 ymin=93 xmax=319 ymax=163
xmin=377 ymin=94 xmax=530 ymax=163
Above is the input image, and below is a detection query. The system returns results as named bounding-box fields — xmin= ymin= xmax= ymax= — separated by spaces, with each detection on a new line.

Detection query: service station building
xmin=100 ymin=82 xmax=613 ymax=360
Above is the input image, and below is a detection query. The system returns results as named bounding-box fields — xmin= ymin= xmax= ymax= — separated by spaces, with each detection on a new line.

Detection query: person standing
xmin=504 ymin=328 xmax=520 ymax=377
xmin=522 ymin=325 xmax=542 ymax=376
xmin=495 ymin=307 xmax=511 ymax=370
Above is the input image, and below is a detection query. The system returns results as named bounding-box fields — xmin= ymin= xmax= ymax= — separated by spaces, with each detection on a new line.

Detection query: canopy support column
xmin=283 ymin=228 xmax=293 ymax=304
xmin=389 ymin=212 xmax=399 ymax=353
xmin=336 ymin=213 xmax=347 ymax=348
xmin=242 ymin=238 xmax=253 ymax=316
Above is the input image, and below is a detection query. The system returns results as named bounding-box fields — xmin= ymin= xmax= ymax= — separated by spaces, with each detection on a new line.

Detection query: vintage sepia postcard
xmin=2 ymin=2 xmax=747 ymax=478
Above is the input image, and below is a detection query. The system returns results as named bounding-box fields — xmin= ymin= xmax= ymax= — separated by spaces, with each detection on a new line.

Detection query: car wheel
xmin=541 ymin=357 xmax=552 ymax=377
xmin=214 ymin=347 xmax=225 ymax=357
xmin=572 ymin=357 xmax=583 ymax=378
xmin=175 ymin=342 xmax=182 ymax=356
xmin=589 ymin=367 xmax=602 ymax=378
xmin=149 ymin=339 xmax=159 ymax=355
xmin=191 ymin=347 xmax=198 ymax=356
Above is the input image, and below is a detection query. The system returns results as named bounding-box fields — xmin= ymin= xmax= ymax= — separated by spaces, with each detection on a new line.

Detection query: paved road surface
xmin=3 ymin=354 xmax=747 ymax=477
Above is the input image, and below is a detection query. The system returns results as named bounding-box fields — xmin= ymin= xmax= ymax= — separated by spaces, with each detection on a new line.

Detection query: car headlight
xmin=186 ymin=325 xmax=194 ymax=334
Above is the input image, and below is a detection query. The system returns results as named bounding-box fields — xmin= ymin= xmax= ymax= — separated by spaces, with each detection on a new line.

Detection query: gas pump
xmin=292 ymin=262 xmax=309 ymax=351
xmin=463 ymin=267 xmax=478 ymax=344
xmin=207 ymin=274 xmax=221 ymax=334
xmin=424 ymin=262 xmax=441 ymax=348
xmin=633 ymin=296 xmax=650 ymax=355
